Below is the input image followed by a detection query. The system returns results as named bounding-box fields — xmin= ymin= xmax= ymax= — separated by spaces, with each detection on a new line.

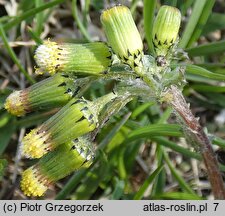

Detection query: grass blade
xmin=186 ymin=40 xmax=225 ymax=57
xmin=0 ymin=121 xmax=16 ymax=155
xmin=131 ymin=101 xmax=155 ymax=119
xmin=186 ymin=0 xmax=215 ymax=48
xmin=133 ymin=165 xmax=164 ymax=200
xmin=143 ymin=0 xmax=156 ymax=54
xmin=191 ymin=84 xmax=225 ymax=93
xmin=186 ymin=64 xmax=225 ymax=81
xmin=126 ymin=124 xmax=183 ymax=142
xmin=0 ymin=25 xmax=35 ymax=84
xmin=202 ymin=13 xmax=225 ymax=35
xmin=163 ymin=150 xmax=196 ymax=195
xmin=152 ymin=137 xmax=201 ymax=160
xmin=154 ymin=192 xmax=202 ymax=200
xmin=110 ymin=179 xmax=125 ymax=200
xmin=3 ymin=0 xmax=65 ymax=31
xmin=179 ymin=0 xmax=207 ymax=48
xmin=55 ymin=169 xmax=87 ymax=200
xmin=72 ymin=0 xmax=92 ymax=42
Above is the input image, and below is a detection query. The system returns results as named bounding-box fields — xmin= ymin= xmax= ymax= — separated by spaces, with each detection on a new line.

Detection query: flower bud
xmin=21 ymin=93 xmax=116 ymax=159
xmin=21 ymin=98 xmax=96 ymax=158
xmin=20 ymin=136 xmax=94 ymax=197
xmin=4 ymin=73 xmax=90 ymax=116
xmin=152 ymin=5 xmax=181 ymax=56
xmin=101 ymin=5 xmax=143 ymax=73
xmin=35 ymin=40 xmax=112 ymax=75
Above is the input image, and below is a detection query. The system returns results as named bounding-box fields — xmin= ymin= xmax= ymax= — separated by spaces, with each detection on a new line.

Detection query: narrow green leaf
xmin=202 ymin=13 xmax=225 ymax=35
xmin=134 ymin=165 xmax=164 ymax=200
xmin=157 ymin=107 xmax=173 ymax=124
xmin=72 ymin=0 xmax=92 ymax=42
xmin=72 ymin=159 xmax=110 ymax=200
xmin=0 ymin=121 xmax=16 ymax=155
xmin=179 ymin=0 xmax=207 ymax=48
xmin=126 ymin=124 xmax=183 ymax=142
xmin=55 ymin=169 xmax=88 ymax=200
xmin=186 ymin=64 xmax=225 ymax=81
xmin=118 ymin=147 xmax=127 ymax=180
xmin=213 ymin=137 xmax=225 ymax=149
xmin=163 ymin=150 xmax=196 ymax=195
xmin=0 ymin=159 xmax=7 ymax=180
xmin=152 ymin=137 xmax=201 ymax=160
xmin=35 ymin=0 xmax=45 ymax=35
xmin=191 ymin=84 xmax=225 ymax=93
xmin=186 ymin=0 xmax=215 ymax=48
xmin=131 ymin=101 xmax=155 ymax=119
xmin=186 ymin=40 xmax=225 ymax=57
xmin=98 ymin=113 xmax=131 ymax=150
xmin=151 ymin=145 xmax=166 ymax=196
xmin=154 ymin=192 xmax=203 ymax=200
xmin=3 ymin=0 xmax=65 ymax=31
xmin=0 ymin=25 xmax=35 ymax=84
xmin=111 ymin=179 xmax=125 ymax=200
xmin=27 ymin=26 xmax=43 ymax=45
xmin=143 ymin=0 xmax=156 ymax=54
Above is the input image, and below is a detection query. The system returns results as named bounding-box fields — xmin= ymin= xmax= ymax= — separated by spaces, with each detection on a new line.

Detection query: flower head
xmin=20 ymin=167 xmax=49 ymax=197
xmin=4 ymin=90 xmax=28 ymax=116
xmin=35 ymin=40 xmax=112 ymax=75
xmin=101 ymin=5 xmax=143 ymax=73
xmin=4 ymin=73 xmax=88 ymax=116
xmin=152 ymin=5 xmax=181 ymax=56
xmin=21 ymin=136 xmax=94 ymax=197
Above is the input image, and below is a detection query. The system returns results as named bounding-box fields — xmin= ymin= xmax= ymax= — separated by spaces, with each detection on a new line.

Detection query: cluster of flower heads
xmin=4 ymin=5 xmax=181 ymax=197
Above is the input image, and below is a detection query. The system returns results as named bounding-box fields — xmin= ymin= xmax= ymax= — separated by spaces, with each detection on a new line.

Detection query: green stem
xmin=72 ymin=0 xmax=92 ymax=42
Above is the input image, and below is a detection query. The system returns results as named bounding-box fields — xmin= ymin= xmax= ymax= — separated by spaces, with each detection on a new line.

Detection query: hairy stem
xmin=165 ymin=85 xmax=225 ymax=199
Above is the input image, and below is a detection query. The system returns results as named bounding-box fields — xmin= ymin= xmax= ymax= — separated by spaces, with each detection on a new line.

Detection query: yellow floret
xmin=34 ymin=39 xmax=61 ymax=75
xmin=21 ymin=129 xmax=51 ymax=159
xmin=4 ymin=91 xmax=26 ymax=116
xmin=21 ymin=167 xmax=48 ymax=197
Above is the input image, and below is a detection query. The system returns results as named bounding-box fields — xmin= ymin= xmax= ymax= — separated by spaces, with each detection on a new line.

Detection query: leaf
xmin=0 ymin=159 xmax=7 ymax=180
xmin=3 ymin=0 xmax=66 ymax=31
xmin=111 ymin=179 xmax=125 ymax=200
xmin=179 ymin=0 xmax=211 ymax=48
xmin=202 ymin=13 xmax=225 ymax=35
xmin=186 ymin=0 xmax=215 ymax=48
xmin=152 ymin=137 xmax=201 ymax=160
xmin=186 ymin=65 xmax=225 ymax=81
xmin=186 ymin=40 xmax=225 ymax=57
xmin=143 ymin=0 xmax=157 ymax=54
xmin=126 ymin=124 xmax=183 ymax=142
xmin=191 ymin=84 xmax=225 ymax=93
xmin=133 ymin=165 xmax=164 ymax=200
xmin=154 ymin=192 xmax=203 ymax=200
xmin=131 ymin=101 xmax=155 ymax=119
xmin=0 ymin=120 xmax=16 ymax=155
xmin=163 ymin=150 xmax=196 ymax=195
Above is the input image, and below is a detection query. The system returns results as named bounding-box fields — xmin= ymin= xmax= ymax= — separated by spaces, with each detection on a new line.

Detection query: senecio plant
xmin=4 ymin=5 xmax=225 ymax=199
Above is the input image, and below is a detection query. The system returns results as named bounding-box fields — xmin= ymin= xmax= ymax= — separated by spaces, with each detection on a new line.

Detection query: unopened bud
xmin=35 ymin=40 xmax=112 ymax=75
xmin=152 ymin=5 xmax=181 ymax=56
xmin=101 ymin=5 xmax=143 ymax=73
